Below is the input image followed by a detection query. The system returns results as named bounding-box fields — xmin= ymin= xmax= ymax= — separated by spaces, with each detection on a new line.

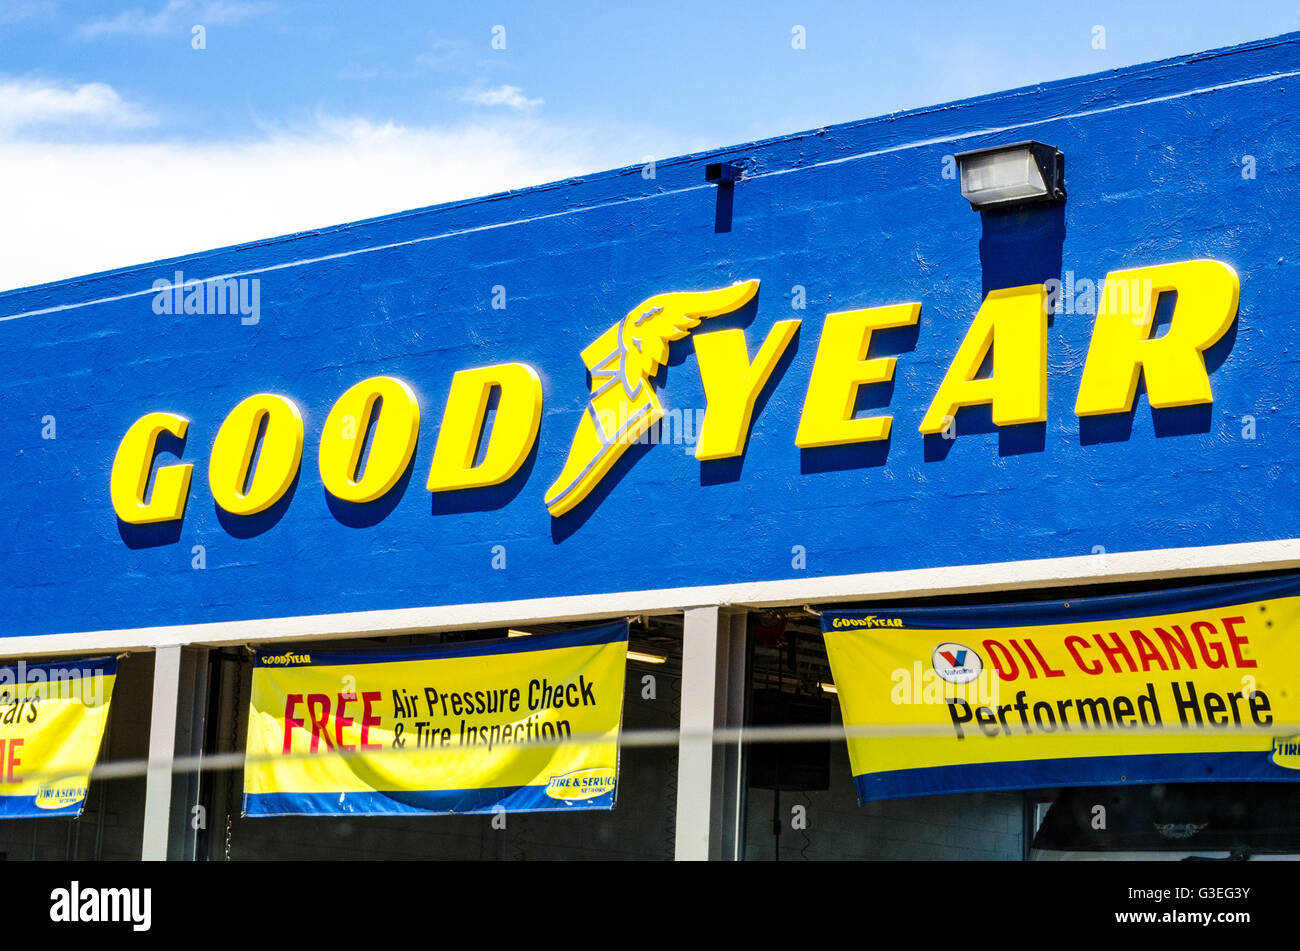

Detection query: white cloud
xmin=459 ymin=84 xmax=544 ymax=111
xmin=0 ymin=78 xmax=155 ymax=135
xmin=80 ymin=0 xmax=268 ymax=39
xmin=0 ymin=112 xmax=694 ymax=292
xmin=0 ymin=1 xmax=56 ymax=24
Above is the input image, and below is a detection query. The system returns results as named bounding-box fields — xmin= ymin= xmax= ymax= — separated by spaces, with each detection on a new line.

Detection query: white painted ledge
xmin=3 ymin=537 xmax=1298 ymax=657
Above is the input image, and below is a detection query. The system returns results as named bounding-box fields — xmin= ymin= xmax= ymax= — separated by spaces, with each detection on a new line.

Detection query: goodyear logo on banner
xmin=242 ymin=622 xmax=628 ymax=816
xmin=0 ymin=657 xmax=117 ymax=819
xmin=821 ymin=576 xmax=1300 ymax=801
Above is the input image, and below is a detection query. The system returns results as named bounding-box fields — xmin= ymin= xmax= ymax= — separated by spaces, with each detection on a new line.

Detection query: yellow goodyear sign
xmin=243 ymin=622 xmax=627 ymax=816
xmin=0 ymin=657 xmax=117 ymax=819
xmin=821 ymin=577 xmax=1300 ymax=801
xmin=112 ymin=259 xmax=1239 ymax=524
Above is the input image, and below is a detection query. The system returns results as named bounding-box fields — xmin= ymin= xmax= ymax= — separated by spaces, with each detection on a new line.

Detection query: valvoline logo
xmin=932 ymin=642 xmax=983 ymax=684
xmin=545 ymin=766 xmax=617 ymax=802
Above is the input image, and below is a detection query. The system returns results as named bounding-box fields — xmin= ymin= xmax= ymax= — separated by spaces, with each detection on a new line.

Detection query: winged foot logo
xmin=544 ymin=280 xmax=759 ymax=516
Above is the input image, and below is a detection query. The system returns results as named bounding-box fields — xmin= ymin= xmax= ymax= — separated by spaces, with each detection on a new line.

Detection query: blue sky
xmin=3 ymin=0 xmax=1299 ymax=289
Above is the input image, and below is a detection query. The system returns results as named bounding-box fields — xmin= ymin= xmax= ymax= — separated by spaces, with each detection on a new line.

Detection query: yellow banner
xmin=243 ymin=622 xmax=628 ymax=815
xmin=0 ymin=656 xmax=117 ymax=818
xmin=821 ymin=577 xmax=1300 ymax=800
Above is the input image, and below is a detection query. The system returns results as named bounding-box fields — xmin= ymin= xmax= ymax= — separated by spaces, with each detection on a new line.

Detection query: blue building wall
xmin=3 ymin=34 xmax=1299 ymax=637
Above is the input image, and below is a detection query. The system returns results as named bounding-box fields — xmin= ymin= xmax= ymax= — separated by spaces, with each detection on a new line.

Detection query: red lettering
xmin=1154 ymin=626 xmax=1195 ymax=670
xmin=1065 ymin=636 xmax=1102 ymax=674
xmin=306 ymin=694 xmax=333 ymax=752
xmin=1025 ymin=639 xmax=1065 ymax=677
xmin=6 ymin=738 xmax=21 ymax=784
xmin=1191 ymin=620 xmax=1229 ymax=669
xmin=1093 ymin=631 xmax=1137 ymax=673
xmin=335 ymin=694 xmax=356 ymax=752
xmin=982 ymin=639 xmax=1019 ymax=681
xmin=1130 ymin=629 xmax=1168 ymax=672
xmin=1221 ymin=616 xmax=1256 ymax=668
xmin=359 ymin=691 xmax=383 ymax=751
xmin=283 ymin=694 xmax=304 ymax=754
xmin=1009 ymin=640 xmax=1039 ymax=679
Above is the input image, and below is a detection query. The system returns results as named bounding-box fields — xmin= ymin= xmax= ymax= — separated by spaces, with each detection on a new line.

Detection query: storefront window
xmin=0 ymin=653 xmax=152 ymax=861
xmin=741 ymin=573 xmax=1300 ymax=861
xmin=742 ymin=618 xmax=1028 ymax=859
xmin=201 ymin=619 xmax=681 ymax=861
xmin=1031 ymin=783 xmax=1300 ymax=859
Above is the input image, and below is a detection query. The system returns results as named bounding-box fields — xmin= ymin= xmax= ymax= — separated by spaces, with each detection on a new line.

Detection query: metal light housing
xmin=956 ymin=141 xmax=1065 ymax=210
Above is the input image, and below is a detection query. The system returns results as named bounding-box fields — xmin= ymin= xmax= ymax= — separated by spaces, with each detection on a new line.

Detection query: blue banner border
xmin=821 ymin=573 xmax=1300 ymax=632
xmin=0 ymin=656 xmax=118 ymax=681
xmin=254 ymin=620 xmax=629 ymax=668
xmin=243 ymin=785 xmax=616 ymax=817
xmin=0 ymin=795 xmax=86 ymax=819
xmin=853 ymin=751 xmax=1300 ymax=801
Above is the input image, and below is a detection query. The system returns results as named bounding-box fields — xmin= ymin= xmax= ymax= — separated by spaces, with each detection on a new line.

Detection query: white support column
xmin=715 ymin=609 xmax=749 ymax=860
xmin=675 ymin=606 xmax=721 ymax=861
xmin=169 ymin=648 xmax=209 ymax=861
xmin=142 ymin=644 xmax=182 ymax=861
